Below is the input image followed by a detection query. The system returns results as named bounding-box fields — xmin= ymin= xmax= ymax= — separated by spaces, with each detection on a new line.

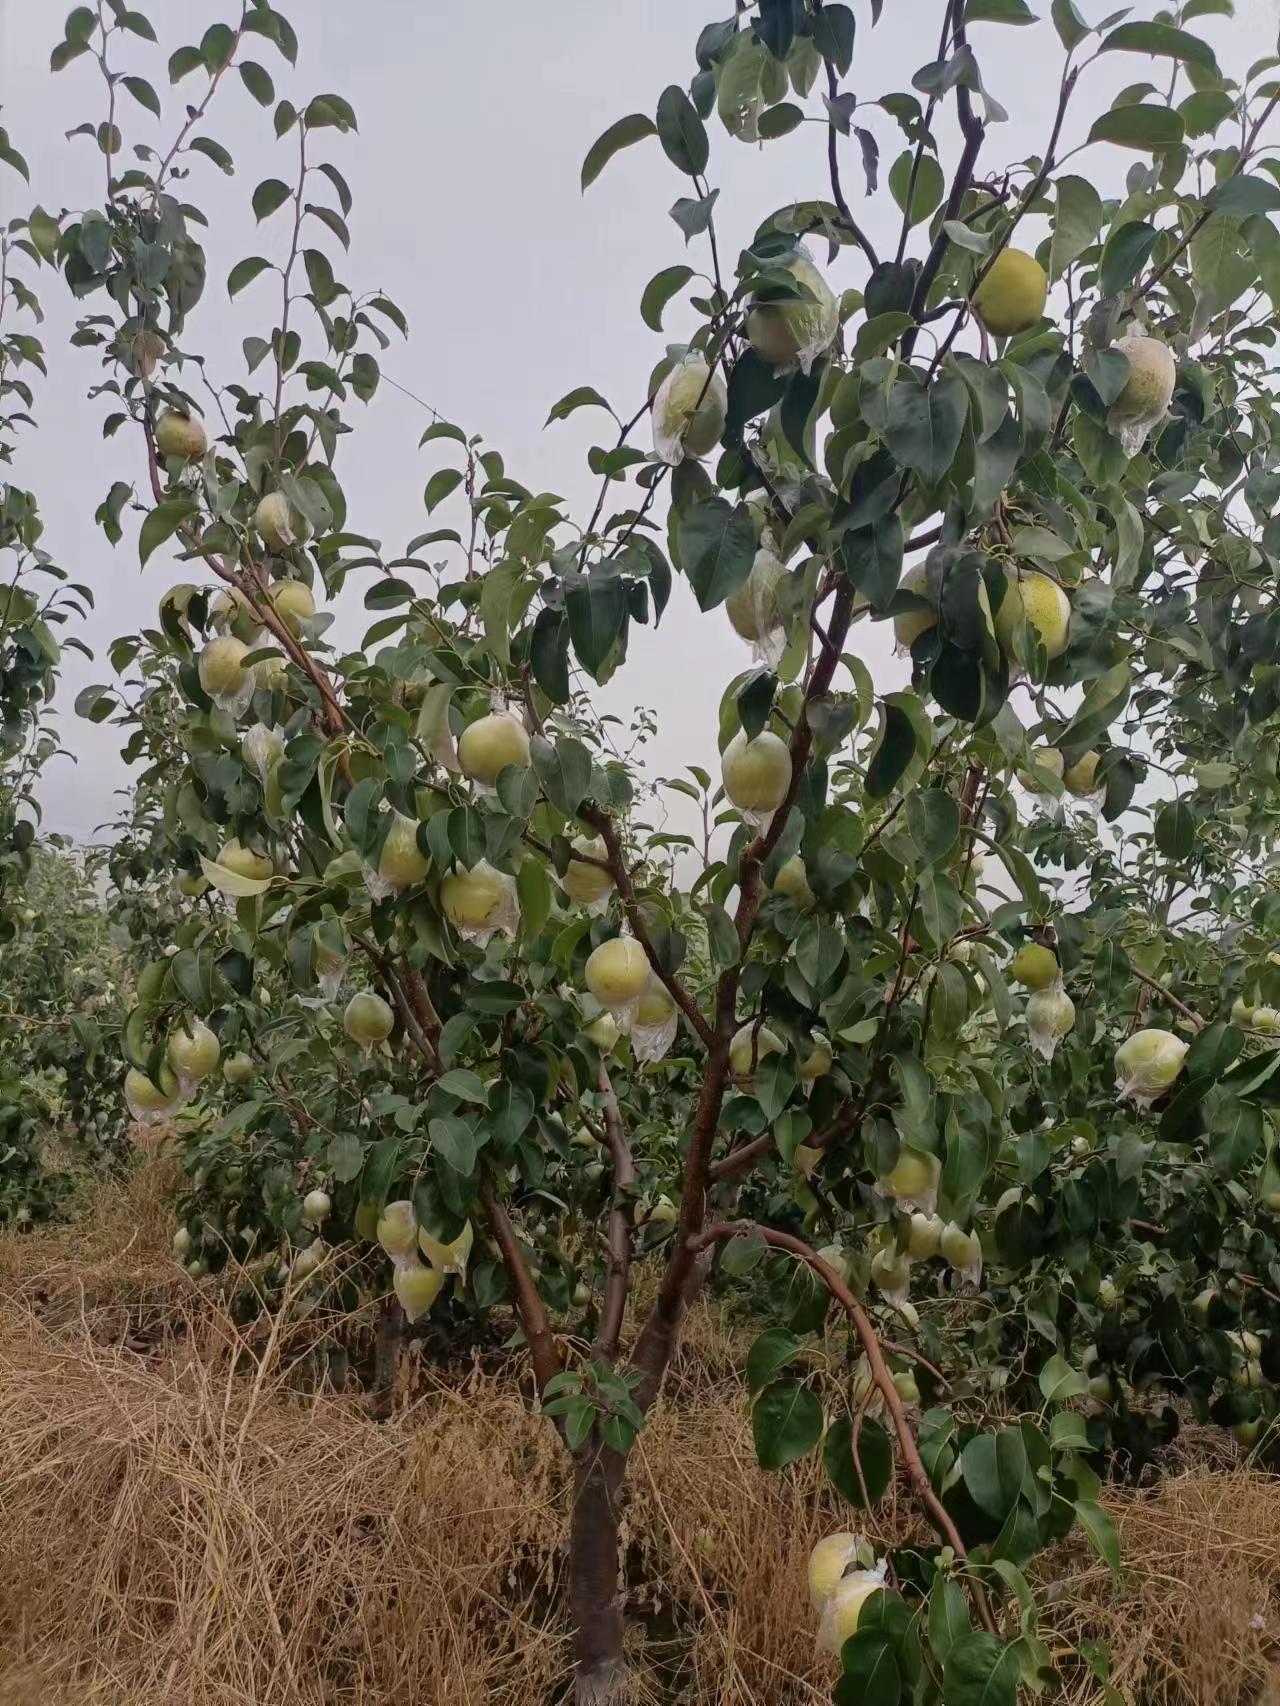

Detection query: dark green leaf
xmin=885 ymin=370 xmax=968 ymax=485
xmin=656 ymin=84 xmax=709 ymax=175
xmin=581 ymin=113 xmax=656 ymax=190
xmin=640 ymin=265 xmax=694 ymax=332
xmin=825 ymin=1414 xmax=893 ymax=1507
xmin=752 ymin=1379 xmax=824 ymax=1471
xmin=1100 ymin=20 xmax=1219 ymax=70
xmin=746 ymin=1327 xmax=802 ymax=1394
xmin=678 ymin=497 xmax=757 ymax=611
xmin=943 ymin=1633 xmax=1020 ymax=1706
xmin=1087 ymin=104 xmax=1185 ymax=151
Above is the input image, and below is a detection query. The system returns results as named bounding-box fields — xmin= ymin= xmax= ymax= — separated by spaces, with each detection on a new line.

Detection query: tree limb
xmin=480 ymin=1180 xmax=563 ymax=1397
xmin=689 ymin=1220 xmax=997 ymax=1634
xmin=595 ymin=1061 xmax=636 ymax=1362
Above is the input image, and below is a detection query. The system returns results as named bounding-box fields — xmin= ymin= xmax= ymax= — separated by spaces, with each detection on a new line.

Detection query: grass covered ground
xmin=0 ymin=1151 xmax=1277 ymax=1706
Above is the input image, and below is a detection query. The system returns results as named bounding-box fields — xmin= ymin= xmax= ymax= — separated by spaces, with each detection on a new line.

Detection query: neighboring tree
xmin=28 ymin=0 xmax=1280 ymax=1699
xmin=0 ymin=114 xmax=126 ymax=1220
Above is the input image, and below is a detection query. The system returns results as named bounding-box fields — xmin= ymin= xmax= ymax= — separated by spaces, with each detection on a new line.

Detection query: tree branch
xmin=595 ymin=1061 xmax=636 ymax=1362
xmin=579 ymin=801 xmax=715 ymax=1049
xmin=480 ymin=1180 xmax=563 ymax=1397
xmin=689 ymin=1220 xmax=997 ymax=1633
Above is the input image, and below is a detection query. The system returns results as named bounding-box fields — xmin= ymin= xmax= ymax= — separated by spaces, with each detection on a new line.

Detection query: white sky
xmin=2 ymin=0 xmax=1276 ymax=843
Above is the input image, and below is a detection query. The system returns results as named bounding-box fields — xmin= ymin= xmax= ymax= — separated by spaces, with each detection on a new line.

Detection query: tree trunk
xmin=570 ymin=1445 xmax=628 ymax=1705
xmin=369 ymin=1294 xmax=402 ymax=1421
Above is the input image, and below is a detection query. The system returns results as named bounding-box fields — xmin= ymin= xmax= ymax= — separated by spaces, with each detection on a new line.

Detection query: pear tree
xmin=27 ymin=0 xmax=1280 ymax=1700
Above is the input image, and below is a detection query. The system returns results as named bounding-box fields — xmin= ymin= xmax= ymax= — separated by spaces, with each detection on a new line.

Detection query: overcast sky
xmin=2 ymin=0 xmax=1276 ymax=845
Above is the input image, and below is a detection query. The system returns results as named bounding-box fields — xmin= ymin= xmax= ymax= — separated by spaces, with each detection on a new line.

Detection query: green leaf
xmin=239 ymin=61 xmax=275 ymax=106
xmin=813 ymin=3 xmax=856 ymax=75
xmin=746 ymin=1327 xmax=802 ymax=1394
xmin=252 ymin=175 xmax=290 ymax=220
xmin=759 ymin=101 xmax=805 ymax=139
xmin=545 ymin=385 xmax=612 ymax=426
xmin=189 ymin=135 xmax=233 ymax=174
xmin=139 ymin=497 xmax=196 ymax=566
xmin=1100 ymin=20 xmax=1219 ymax=71
xmin=825 ymin=1414 xmax=893 ymax=1508
xmin=885 ymin=370 xmax=968 ymax=485
xmin=927 ymin=1577 xmax=972 ymax=1663
xmin=1209 ymin=173 xmax=1280 ymax=216
xmin=640 ymin=265 xmax=694 ymax=332
xmin=1075 ymin=1500 xmax=1121 ymax=1578
xmin=228 ymin=255 xmax=272 ymax=297
xmin=1209 ymin=1097 xmax=1263 ymax=1178
xmin=906 ymin=790 xmax=961 ymax=864
xmin=865 ymin=697 xmax=924 ymax=799
xmin=1154 ymin=798 xmax=1196 ymax=861
xmin=965 ymin=0 xmax=1036 ymax=22
xmin=326 ymin=1131 xmax=364 ymax=1184
xmin=1051 ymin=0 xmax=1089 ymax=46
xmin=752 ymin=1379 xmax=824 ymax=1471
xmin=1099 ymin=220 xmax=1157 ymax=296
xmin=425 ymin=468 xmax=464 ymax=513
xmin=1038 ymin=1352 xmax=1088 ymax=1403
xmin=581 ymin=113 xmax=656 ymax=190
xmin=841 ymin=516 xmax=904 ymax=613
xmin=200 ymin=21 xmax=235 ymax=71
xmin=530 ymin=735 xmax=593 ymax=816
xmin=678 ymin=497 xmax=756 ymax=612
xmin=304 ymin=93 xmax=358 ymax=131
xmin=122 ymin=75 xmax=161 ymax=117
xmin=566 ymin=572 xmax=628 ymax=679
xmin=1087 ymin=103 xmax=1184 ymax=151
xmin=888 ymin=149 xmax=946 ymax=226
xmin=656 ymin=84 xmax=709 ymax=175
xmin=943 ymin=1633 xmax=1020 ymax=1706
xmin=961 ymin=1428 xmax=1028 ymax=1520
xmin=429 ymin=1115 xmax=477 ymax=1176
xmin=835 ymin=1633 xmax=901 ymax=1706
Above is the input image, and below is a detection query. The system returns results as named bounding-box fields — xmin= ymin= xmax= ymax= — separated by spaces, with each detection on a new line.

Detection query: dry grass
xmin=0 ymin=1157 xmax=1278 ymax=1706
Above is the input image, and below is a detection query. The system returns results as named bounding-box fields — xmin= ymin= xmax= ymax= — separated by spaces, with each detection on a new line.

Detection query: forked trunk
xmin=570 ymin=1445 xmax=628 ymax=1705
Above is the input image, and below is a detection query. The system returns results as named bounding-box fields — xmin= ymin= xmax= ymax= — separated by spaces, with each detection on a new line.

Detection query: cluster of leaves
xmin=26 ymin=0 xmax=1280 ymax=1699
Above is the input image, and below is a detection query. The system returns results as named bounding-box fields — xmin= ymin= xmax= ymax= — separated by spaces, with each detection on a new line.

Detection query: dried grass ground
xmin=0 ymin=1154 xmax=1278 ymax=1706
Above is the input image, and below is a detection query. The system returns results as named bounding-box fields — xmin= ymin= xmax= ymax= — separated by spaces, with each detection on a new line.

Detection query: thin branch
xmin=811 ymin=1 xmax=879 ymax=268
xmin=579 ymin=802 xmax=715 ymax=1050
xmin=273 ymin=122 xmax=309 ymax=474
xmin=480 ymin=1181 xmax=563 ymax=1397
xmin=595 ymin=1061 xmax=636 ymax=1362
xmin=1124 ymin=964 xmax=1206 ymax=1031
xmin=689 ymin=1221 xmax=997 ymax=1633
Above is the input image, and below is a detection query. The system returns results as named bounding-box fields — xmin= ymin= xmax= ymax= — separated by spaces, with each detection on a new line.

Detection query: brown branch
xmin=925 ymin=62 xmax=1080 ymax=378
xmin=579 ymin=802 xmax=715 ymax=1050
xmin=595 ymin=1061 xmax=636 ymax=1362
xmin=144 ymin=418 xmax=355 ymax=760
xmin=903 ymin=3 xmax=985 ymax=357
xmin=1125 ymin=965 xmax=1206 ymax=1031
xmin=480 ymin=1180 xmax=563 ymax=1397
xmin=812 ymin=1 xmax=879 ymax=267
xmin=629 ymin=580 xmax=858 ymax=1408
xmin=400 ymin=965 xmax=443 ymax=1056
xmin=152 ymin=23 xmax=244 ymax=198
xmin=689 ymin=1221 xmax=997 ymax=1633
xmin=273 ymin=122 xmax=308 ymax=474
xmin=708 ymin=1103 xmax=856 ymax=1184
